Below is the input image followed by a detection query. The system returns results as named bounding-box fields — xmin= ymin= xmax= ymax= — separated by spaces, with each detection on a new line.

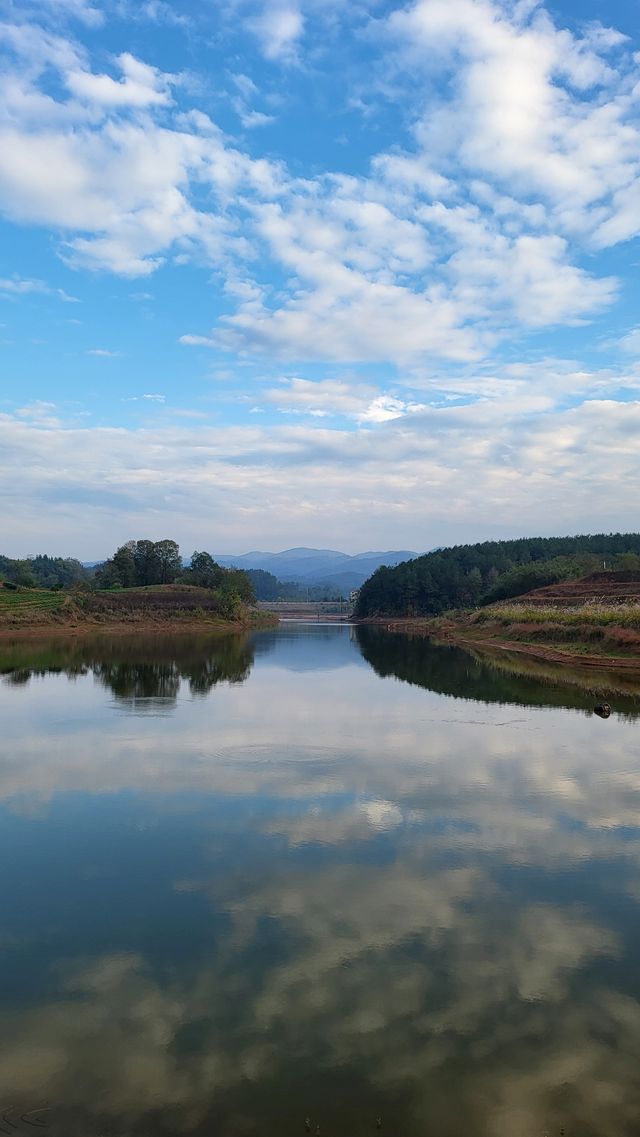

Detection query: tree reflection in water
xmin=355 ymin=624 xmax=640 ymax=718
xmin=0 ymin=633 xmax=255 ymax=707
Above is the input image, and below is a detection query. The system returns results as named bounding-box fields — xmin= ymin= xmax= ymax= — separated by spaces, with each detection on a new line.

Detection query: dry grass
xmin=473 ymin=601 xmax=640 ymax=628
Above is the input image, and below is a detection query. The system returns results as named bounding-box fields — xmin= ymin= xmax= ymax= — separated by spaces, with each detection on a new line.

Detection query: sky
xmin=1 ymin=0 xmax=640 ymax=559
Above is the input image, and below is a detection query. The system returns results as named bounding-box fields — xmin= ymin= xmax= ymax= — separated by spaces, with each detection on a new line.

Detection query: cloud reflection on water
xmin=0 ymin=627 xmax=639 ymax=1135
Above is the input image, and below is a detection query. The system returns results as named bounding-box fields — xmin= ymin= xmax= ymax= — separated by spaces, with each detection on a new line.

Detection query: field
xmin=0 ymin=587 xmax=68 ymax=622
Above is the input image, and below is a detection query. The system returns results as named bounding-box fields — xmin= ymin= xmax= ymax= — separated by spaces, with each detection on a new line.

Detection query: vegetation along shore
xmin=0 ymin=540 xmax=276 ymax=636
xmin=354 ymin=532 xmax=640 ymax=668
xmin=5 ymin=531 xmax=640 ymax=665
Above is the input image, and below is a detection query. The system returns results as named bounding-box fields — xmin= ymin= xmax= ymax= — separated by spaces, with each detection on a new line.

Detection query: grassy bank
xmin=0 ymin=584 xmax=276 ymax=636
xmin=463 ymin=600 xmax=640 ymax=654
xmin=367 ymin=599 xmax=640 ymax=669
xmin=360 ymin=572 xmax=640 ymax=668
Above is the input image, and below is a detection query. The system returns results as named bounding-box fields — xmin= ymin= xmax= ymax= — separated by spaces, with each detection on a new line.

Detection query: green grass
xmin=0 ymin=588 xmax=67 ymax=614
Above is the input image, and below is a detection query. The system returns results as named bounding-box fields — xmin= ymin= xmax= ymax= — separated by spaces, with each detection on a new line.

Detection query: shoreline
xmin=360 ymin=617 xmax=640 ymax=672
xmin=0 ymin=612 xmax=277 ymax=641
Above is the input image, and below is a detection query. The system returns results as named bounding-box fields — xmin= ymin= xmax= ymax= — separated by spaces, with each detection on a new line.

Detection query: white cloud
xmin=179 ymin=334 xmax=217 ymax=347
xmin=14 ymin=0 xmax=105 ymax=27
xmin=0 ymin=1 xmax=635 ymax=370
xmin=0 ymin=275 xmax=78 ymax=301
xmin=238 ymin=107 xmax=276 ymax=128
xmin=2 ymin=368 xmax=640 ymax=553
xmin=0 ymin=5 xmax=632 ymax=355
xmin=262 ymin=376 xmax=376 ymax=416
xmin=219 ymin=279 xmax=484 ymax=364
xmin=86 ymin=348 xmax=120 ymax=356
xmin=246 ymin=1 xmax=304 ymax=61
xmin=358 ymin=394 xmax=427 ymax=423
xmin=617 ymin=327 xmax=640 ymax=355
xmin=66 ymin=53 xmax=174 ymax=108
xmin=135 ymin=0 xmax=192 ymax=27
xmin=229 ymin=70 xmax=276 ymax=128
xmin=385 ymin=0 xmax=640 ymax=246
xmin=123 ymin=392 xmax=165 ymax=401
xmin=259 ymin=376 xmax=428 ymax=420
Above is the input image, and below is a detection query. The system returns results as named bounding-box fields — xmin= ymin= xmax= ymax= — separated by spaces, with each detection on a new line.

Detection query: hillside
xmin=502 ymin=570 xmax=640 ymax=606
xmin=426 ymin=571 xmax=640 ymax=667
xmin=355 ymin=532 xmax=640 ymax=618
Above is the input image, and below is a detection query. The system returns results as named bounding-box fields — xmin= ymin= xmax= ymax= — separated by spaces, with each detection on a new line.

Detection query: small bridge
xmin=257 ymin=600 xmax=354 ymax=622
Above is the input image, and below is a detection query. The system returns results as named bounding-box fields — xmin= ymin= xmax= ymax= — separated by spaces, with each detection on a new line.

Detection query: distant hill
xmin=213 ymin=547 xmax=420 ymax=594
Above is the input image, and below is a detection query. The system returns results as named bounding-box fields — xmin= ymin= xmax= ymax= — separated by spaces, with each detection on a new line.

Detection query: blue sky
xmin=1 ymin=0 xmax=639 ymax=558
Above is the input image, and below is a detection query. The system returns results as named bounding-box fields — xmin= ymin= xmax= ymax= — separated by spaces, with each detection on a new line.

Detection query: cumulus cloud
xmin=0 ymin=0 xmax=639 ymax=548
xmin=66 ymin=52 xmax=175 ymax=108
xmin=385 ymin=0 xmax=640 ymax=246
xmin=0 ymin=0 xmax=631 ymax=354
xmin=246 ymin=0 xmax=304 ymax=61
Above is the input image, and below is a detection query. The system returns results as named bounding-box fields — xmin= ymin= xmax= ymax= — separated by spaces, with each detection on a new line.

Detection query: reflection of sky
xmin=0 ymin=627 xmax=639 ymax=1136
xmin=251 ymin=624 xmax=366 ymax=671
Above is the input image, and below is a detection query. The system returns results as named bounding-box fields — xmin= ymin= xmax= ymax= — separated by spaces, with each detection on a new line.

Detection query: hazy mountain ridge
xmin=213 ymin=547 xmax=420 ymax=590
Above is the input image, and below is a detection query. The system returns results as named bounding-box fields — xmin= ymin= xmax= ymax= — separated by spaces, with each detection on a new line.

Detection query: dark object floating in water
xmin=594 ymin=702 xmax=611 ymax=718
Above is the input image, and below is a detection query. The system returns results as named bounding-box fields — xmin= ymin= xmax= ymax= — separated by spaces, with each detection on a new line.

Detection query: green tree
xmin=111 ymin=542 xmax=137 ymax=587
xmin=12 ymin=561 xmax=36 ymax=588
xmin=155 ymin=539 xmax=181 ymax=584
xmin=188 ymin=551 xmax=225 ymax=589
xmin=134 ymin=540 xmax=162 ymax=586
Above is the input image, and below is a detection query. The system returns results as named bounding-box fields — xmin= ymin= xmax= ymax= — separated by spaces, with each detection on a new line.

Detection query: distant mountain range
xmin=212 ymin=547 xmax=421 ymax=594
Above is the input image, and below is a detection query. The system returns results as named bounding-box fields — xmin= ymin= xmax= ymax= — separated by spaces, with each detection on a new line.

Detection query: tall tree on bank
xmin=95 ymin=542 xmax=255 ymax=608
xmin=155 ymin=539 xmax=181 ymax=584
xmin=96 ymin=539 xmax=181 ymax=589
xmin=188 ymin=551 xmax=225 ymax=589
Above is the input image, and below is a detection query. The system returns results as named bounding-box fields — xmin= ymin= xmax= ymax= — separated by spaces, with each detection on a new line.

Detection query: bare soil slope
xmin=449 ymin=570 xmax=640 ymax=665
xmin=508 ymin=569 xmax=640 ymax=606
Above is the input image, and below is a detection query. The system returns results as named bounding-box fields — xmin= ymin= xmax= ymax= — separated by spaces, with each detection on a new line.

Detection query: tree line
xmin=0 ymin=540 xmax=256 ymax=608
xmin=354 ymin=532 xmax=640 ymax=618
xmin=0 ymin=542 xmax=346 ymax=603
xmin=94 ymin=540 xmax=254 ymax=603
xmin=0 ymin=554 xmax=88 ymax=590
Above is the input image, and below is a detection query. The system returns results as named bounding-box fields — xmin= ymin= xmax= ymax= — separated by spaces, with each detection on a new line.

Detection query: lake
xmin=1 ymin=624 xmax=639 ymax=1137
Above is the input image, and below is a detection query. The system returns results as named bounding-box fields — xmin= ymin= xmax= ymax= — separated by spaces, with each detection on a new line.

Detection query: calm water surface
xmin=1 ymin=625 xmax=640 ymax=1137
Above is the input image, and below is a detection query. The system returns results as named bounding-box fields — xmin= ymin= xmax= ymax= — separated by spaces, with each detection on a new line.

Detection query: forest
xmin=0 ymin=553 xmax=88 ymax=589
xmin=354 ymin=532 xmax=640 ymax=618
